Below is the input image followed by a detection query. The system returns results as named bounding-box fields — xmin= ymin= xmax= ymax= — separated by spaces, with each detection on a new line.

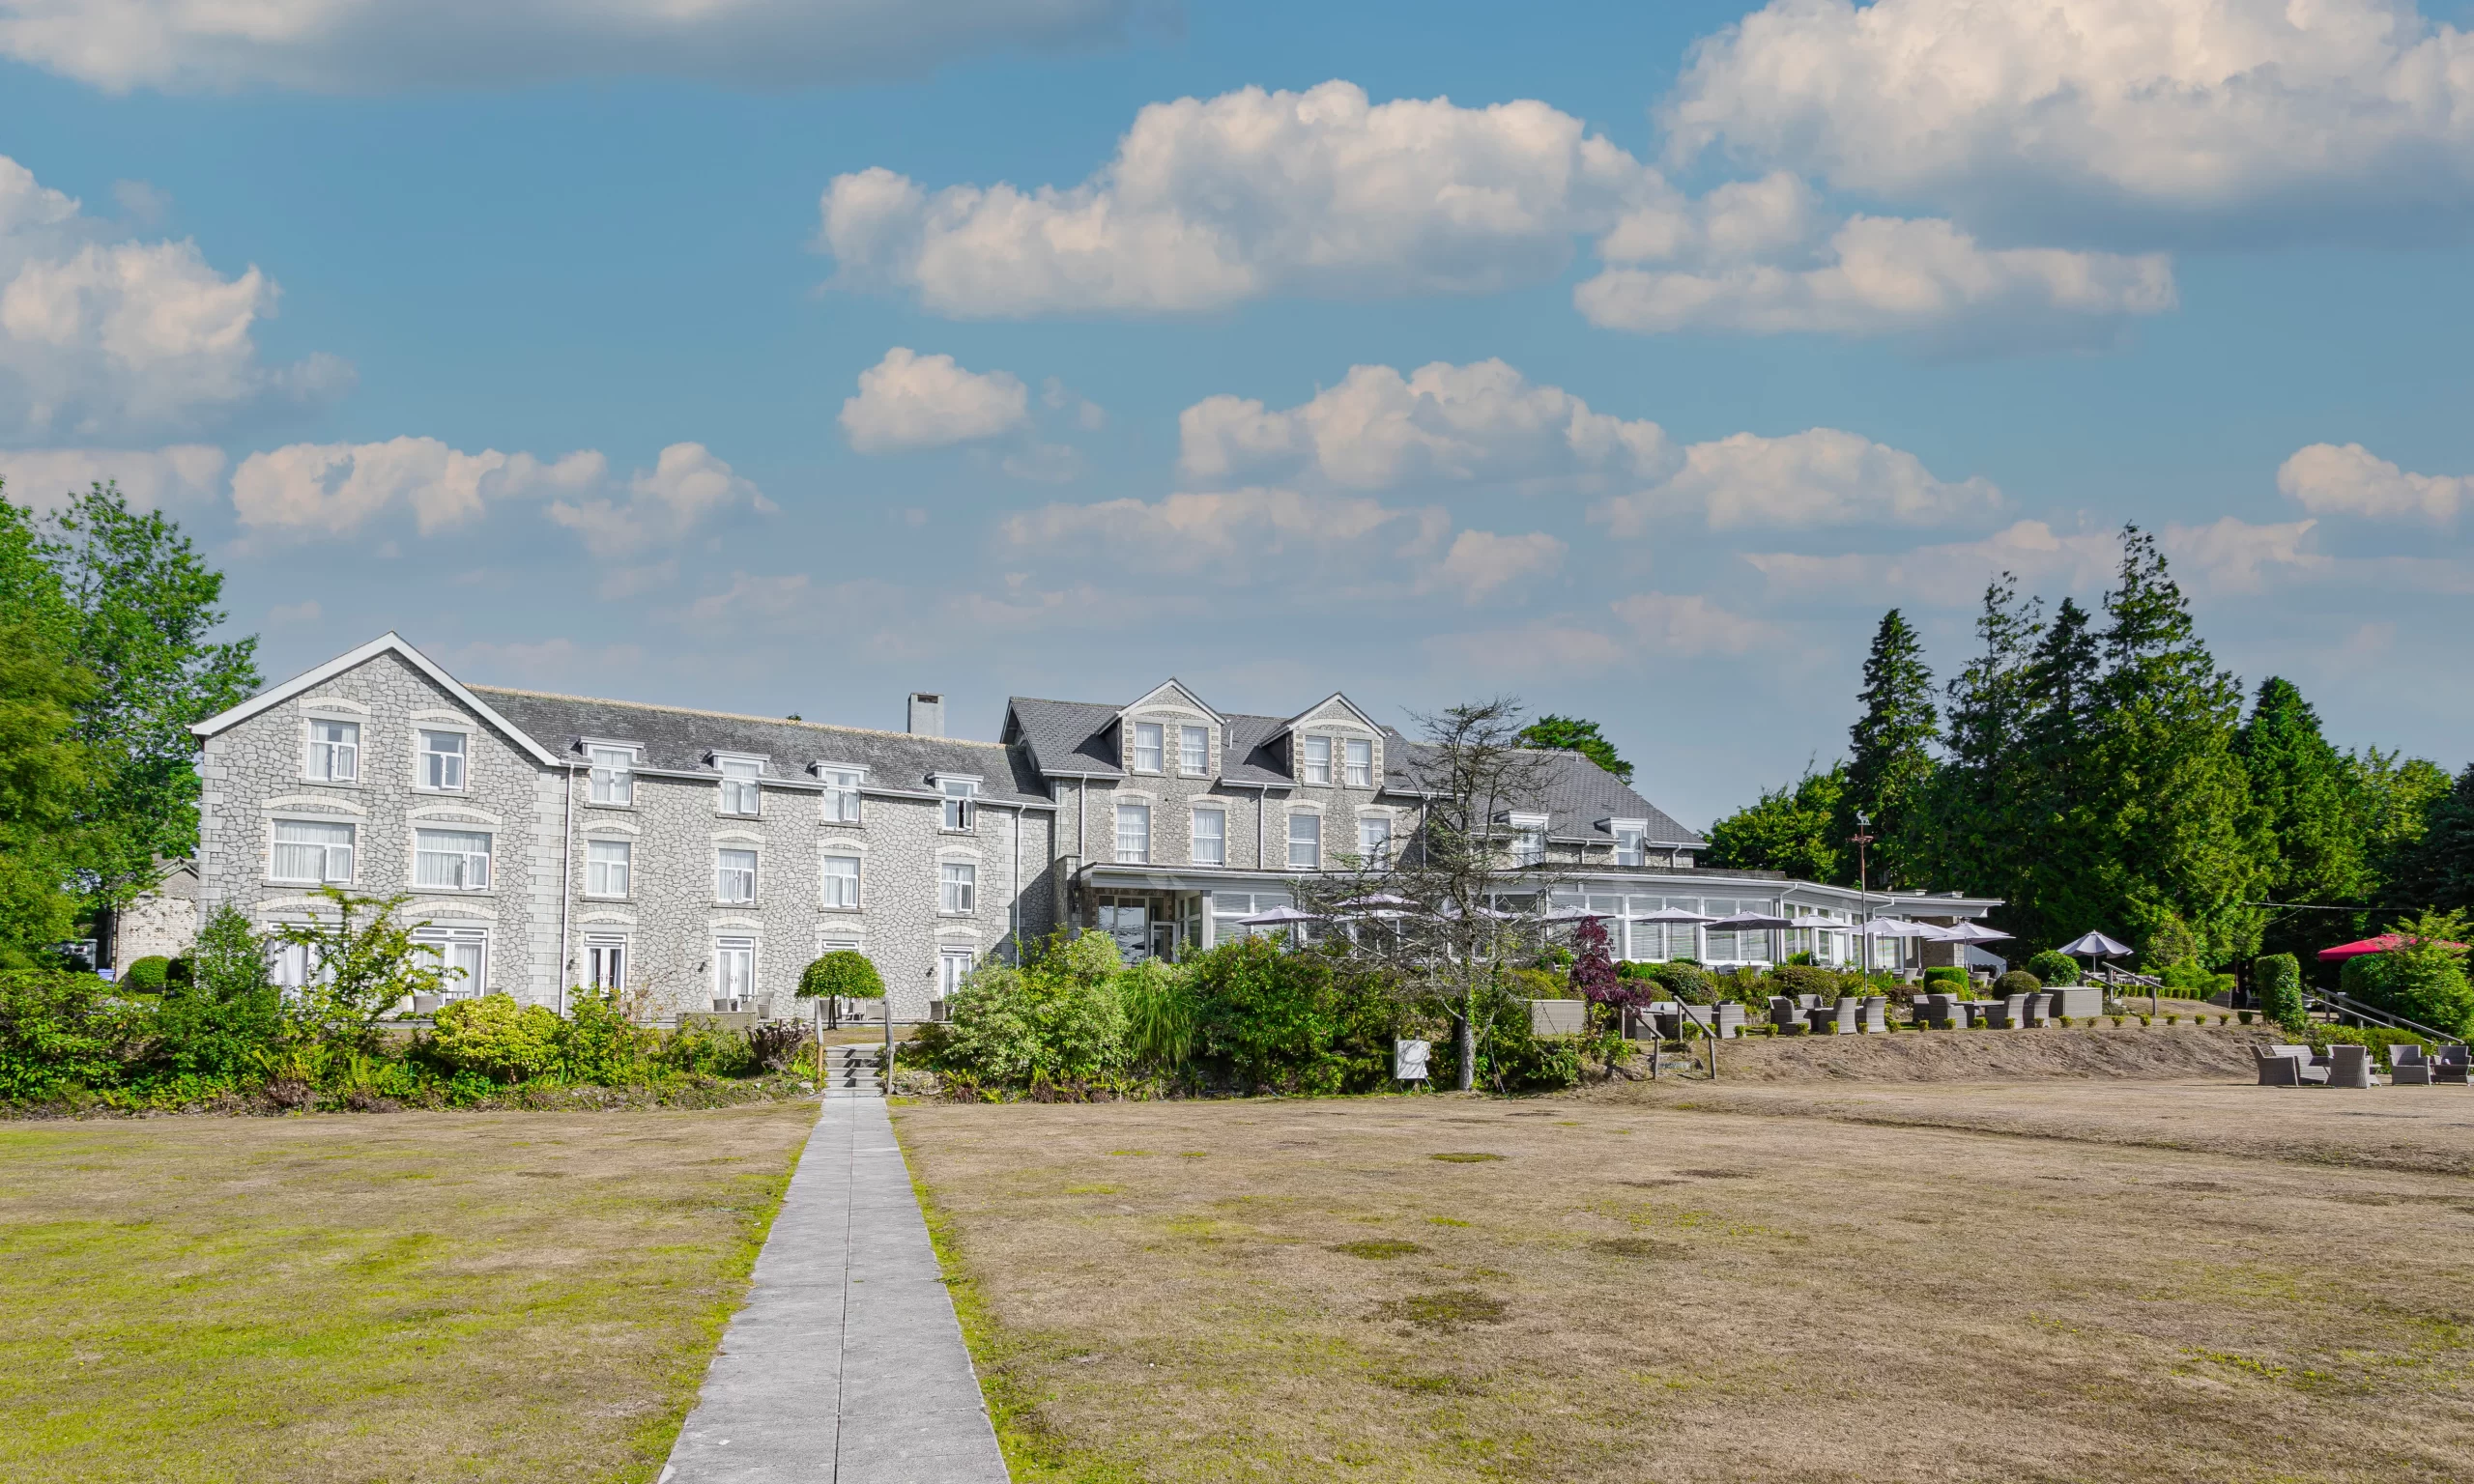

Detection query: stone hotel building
xmin=187 ymin=634 xmax=1999 ymax=1019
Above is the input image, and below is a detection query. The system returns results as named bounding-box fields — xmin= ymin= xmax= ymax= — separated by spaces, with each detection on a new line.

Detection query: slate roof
xmin=1001 ymin=692 xmax=1703 ymax=847
xmin=474 ymin=687 xmax=1053 ymax=806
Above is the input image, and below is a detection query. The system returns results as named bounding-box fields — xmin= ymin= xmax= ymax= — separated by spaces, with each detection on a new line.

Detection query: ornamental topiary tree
xmin=2025 ymin=950 xmax=2080 ymax=985
xmin=798 ymin=951 xmax=885 ymax=1004
xmin=120 ymin=956 xmax=172 ymax=993
xmin=2254 ymin=953 xmax=2304 ymax=1033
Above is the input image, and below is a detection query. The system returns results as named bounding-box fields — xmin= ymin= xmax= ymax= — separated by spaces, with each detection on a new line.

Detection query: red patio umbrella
xmin=2317 ymin=933 xmax=2465 ymax=961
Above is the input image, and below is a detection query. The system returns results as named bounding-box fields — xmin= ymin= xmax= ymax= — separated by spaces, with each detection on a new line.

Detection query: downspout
xmin=557 ymin=759 xmax=576 ymax=1015
xmin=1009 ymin=802 xmax=1022 ymax=957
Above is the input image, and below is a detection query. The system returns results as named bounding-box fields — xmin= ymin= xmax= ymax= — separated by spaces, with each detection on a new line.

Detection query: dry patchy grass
xmin=895 ymin=1084 xmax=2474 ymax=1482
xmin=0 ymin=1103 xmax=816 ymax=1483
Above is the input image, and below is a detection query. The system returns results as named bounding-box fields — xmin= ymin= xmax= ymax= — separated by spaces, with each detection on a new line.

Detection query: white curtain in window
xmin=716 ymin=848 xmax=758 ymax=902
xmin=589 ymin=747 xmax=634 ymax=805
xmin=720 ymin=758 xmax=762 ymax=815
xmin=419 ymin=730 xmax=466 ymax=790
xmin=1300 ymin=735 xmax=1331 ymax=785
xmin=823 ymin=769 xmax=862 ymax=822
xmin=1179 ymin=726 xmax=1208 ymax=773
xmin=715 ymin=938 xmax=755 ymax=1002
xmin=1116 ymin=802 xmax=1150 ymax=863
xmin=1344 ymin=737 xmax=1371 ymax=786
xmin=273 ymin=819 xmax=354 ymax=883
xmin=415 ymin=829 xmax=491 ymax=890
xmin=587 ymin=838 xmax=630 ymax=896
xmin=939 ymin=862 xmax=975 ymax=913
xmin=1287 ymin=813 xmax=1320 ymax=869
xmin=1191 ymin=808 xmax=1225 ymax=866
xmin=822 ymin=854 xmax=860 ymax=908
xmin=1133 ymin=723 xmax=1163 ymax=772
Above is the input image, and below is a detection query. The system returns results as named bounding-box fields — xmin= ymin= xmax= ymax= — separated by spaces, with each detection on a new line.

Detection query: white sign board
xmin=1393 ymin=1038 xmax=1430 ymax=1081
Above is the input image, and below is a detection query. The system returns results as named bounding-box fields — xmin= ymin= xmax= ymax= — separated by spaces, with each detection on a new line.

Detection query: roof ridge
xmin=469 ymin=684 xmax=1009 ymax=748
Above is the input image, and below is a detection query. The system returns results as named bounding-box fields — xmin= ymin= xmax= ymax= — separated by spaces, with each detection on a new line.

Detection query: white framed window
xmin=588 ymin=745 xmax=635 ymax=806
xmin=1116 ymin=802 xmax=1151 ymax=864
xmin=719 ymin=756 xmax=762 ymax=816
xmin=412 ymin=927 xmax=488 ymax=999
xmin=414 ymin=828 xmax=492 ymax=891
xmin=1509 ymin=813 xmax=1547 ymax=868
xmin=1614 ymin=821 xmax=1646 ymax=868
xmin=584 ymin=934 xmax=627 ymax=991
xmin=304 ymin=719 xmax=359 ymax=783
xmin=821 ymin=854 xmax=861 ymax=909
xmin=821 ymin=766 xmax=863 ymax=824
xmin=939 ymin=861 xmax=976 ymax=914
xmin=1357 ymin=815 xmax=1392 ymax=866
xmin=1191 ymin=807 xmax=1225 ymax=867
xmin=716 ymin=847 xmax=758 ymax=904
xmin=940 ymin=778 xmax=978 ymax=831
xmin=714 ymin=936 xmax=755 ymax=1004
xmin=939 ymin=949 xmax=974 ymax=999
xmin=1344 ymin=737 xmax=1372 ymax=787
xmin=1132 ymin=721 xmax=1164 ymax=773
xmin=586 ymin=838 xmax=631 ymax=897
xmin=417 ymin=729 xmax=468 ymax=791
xmin=1287 ymin=813 xmax=1321 ymax=870
xmin=1178 ymin=725 xmax=1209 ymax=775
xmin=1299 ymin=734 xmax=1332 ymax=785
xmin=272 ymin=819 xmax=355 ymax=883
xmin=269 ymin=936 xmax=317 ymax=990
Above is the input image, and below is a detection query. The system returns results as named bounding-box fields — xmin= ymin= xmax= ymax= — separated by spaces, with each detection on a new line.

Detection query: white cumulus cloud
xmin=1597 ymin=427 xmax=2000 ymax=535
xmin=1610 ymin=591 xmax=1774 ymax=655
xmin=1427 ymin=529 xmax=1567 ymax=601
xmin=0 ymin=0 xmax=1142 ymax=93
xmin=0 ymin=154 xmax=347 ymax=441
xmin=2280 ymin=442 xmax=2468 ymax=523
xmin=1577 ymin=177 xmax=2174 ymax=345
xmin=547 ymin=442 xmax=775 ymax=556
xmin=1178 ymin=358 xmax=1675 ymax=489
xmin=839 ymin=347 xmax=1030 ymax=454
xmin=233 ymin=437 xmax=604 ymax=537
xmin=1000 ymin=486 xmax=1426 ymax=576
xmin=0 ymin=442 xmax=224 ymax=512
xmin=1742 ymin=517 xmax=2318 ymax=603
xmin=1662 ymin=0 xmax=2474 ymax=238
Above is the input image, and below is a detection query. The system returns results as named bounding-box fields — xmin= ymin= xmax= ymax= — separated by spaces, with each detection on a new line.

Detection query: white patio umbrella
xmin=1539 ymin=904 xmax=1608 ymax=923
xmin=1235 ymin=905 xmax=1322 ymax=928
xmin=1856 ymin=916 xmax=1939 ymax=938
xmin=1629 ymin=906 xmax=1716 ymax=924
xmin=2059 ymin=930 xmax=2133 ymax=957
xmin=1333 ymin=893 xmax=1416 ymax=909
xmin=1704 ymin=912 xmax=1798 ymax=931
xmin=1433 ymin=901 xmax=1516 ymax=922
xmin=1942 ymin=921 xmax=2012 ymax=943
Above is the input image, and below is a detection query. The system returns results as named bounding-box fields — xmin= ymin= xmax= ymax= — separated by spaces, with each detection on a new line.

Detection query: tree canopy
xmin=1517 ymin=714 xmax=1630 ymax=783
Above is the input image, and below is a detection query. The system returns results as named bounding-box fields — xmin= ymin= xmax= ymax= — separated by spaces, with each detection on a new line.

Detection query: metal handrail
xmin=2306 ymin=989 xmax=2457 ymax=1044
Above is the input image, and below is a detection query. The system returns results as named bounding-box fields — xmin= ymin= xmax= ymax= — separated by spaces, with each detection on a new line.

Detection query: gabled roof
xmin=188 ymin=632 xmax=564 ymax=768
xmin=1282 ymin=690 xmax=1383 ymax=734
xmin=475 ymin=688 xmax=1051 ymax=805
xmin=1375 ymin=740 xmax=1706 ymax=850
xmin=1119 ymin=679 xmax=1223 ymax=726
xmin=1002 ymin=698 xmax=1126 ymax=779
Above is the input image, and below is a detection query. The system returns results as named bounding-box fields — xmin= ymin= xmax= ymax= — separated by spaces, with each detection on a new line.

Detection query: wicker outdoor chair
xmin=2434 ymin=1044 xmax=2471 ymax=1085
xmin=1768 ymin=996 xmax=1808 ymax=1035
xmin=1859 ymin=995 xmax=1888 ymax=1033
xmin=2326 ymin=1043 xmax=2373 ymax=1089
xmin=2391 ymin=1043 xmax=2433 ymax=1086
xmin=1978 ymin=993 xmax=2028 ymax=1029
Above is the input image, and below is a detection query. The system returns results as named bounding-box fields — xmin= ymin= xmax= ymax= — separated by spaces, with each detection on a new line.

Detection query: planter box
xmin=1529 ymin=999 xmax=1586 ymax=1036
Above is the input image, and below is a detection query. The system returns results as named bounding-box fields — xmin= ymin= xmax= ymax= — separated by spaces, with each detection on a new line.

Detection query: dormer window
xmin=1508 ymin=812 xmax=1548 ymax=868
xmin=1132 ymin=722 xmax=1164 ymax=773
xmin=1300 ymin=735 xmax=1332 ymax=785
xmin=939 ymin=776 xmax=979 ymax=831
xmin=1610 ymin=818 xmax=1648 ymax=867
xmin=718 ymin=756 xmax=762 ymax=816
xmin=1178 ymin=725 xmax=1209 ymax=776
xmin=1344 ymin=737 xmax=1372 ymax=787
xmin=820 ymin=765 xmax=864 ymax=824
xmin=587 ymin=744 xmax=636 ymax=805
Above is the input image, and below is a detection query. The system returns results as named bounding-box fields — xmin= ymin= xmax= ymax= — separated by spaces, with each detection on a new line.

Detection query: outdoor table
xmin=1805 ymin=1008 xmax=1837 ymax=1032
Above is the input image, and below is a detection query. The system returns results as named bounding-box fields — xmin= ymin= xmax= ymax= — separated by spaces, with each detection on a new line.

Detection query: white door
xmin=939 ymin=951 xmax=974 ymax=1000
xmin=585 ymin=936 xmax=626 ymax=991
xmin=715 ymin=937 xmax=756 ymax=1006
xmin=414 ymin=928 xmax=488 ymax=998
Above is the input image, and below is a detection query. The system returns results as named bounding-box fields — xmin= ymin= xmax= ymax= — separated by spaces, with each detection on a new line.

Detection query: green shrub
xmin=1921 ymin=965 xmax=1968 ymax=989
xmin=153 ymin=904 xmax=287 ymax=1083
xmin=1187 ymin=939 xmax=1397 ymax=1095
xmin=120 ymin=956 xmax=173 ymax=994
xmin=2155 ymin=960 xmax=2234 ymax=1000
xmin=2338 ymin=912 xmax=2474 ymax=1037
xmin=2024 ymin=951 xmax=2080 ymax=986
xmin=1426 ymin=981 xmax=1578 ymax=1095
xmin=1636 ymin=962 xmax=1716 ymax=1004
xmin=2312 ymin=1023 xmax=2430 ymax=1069
xmin=431 ymin=993 xmax=565 ymax=1082
xmin=0 ymin=968 xmax=147 ymax=1100
xmin=655 ymin=1022 xmax=758 ymax=1078
xmin=1117 ymin=957 xmax=1198 ymax=1072
xmin=558 ymin=986 xmax=653 ymax=1084
xmin=1994 ymin=970 xmax=2043 ymax=997
xmin=2255 ymin=953 xmax=2304 ymax=1031
xmin=1503 ymin=965 xmax=1570 ymax=1001
xmin=919 ymin=930 xmax=1129 ymax=1086
xmin=799 ymin=950 xmax=884 ymax=1002
xmin=1770 ymin=964 xmax=1844 ymax=1001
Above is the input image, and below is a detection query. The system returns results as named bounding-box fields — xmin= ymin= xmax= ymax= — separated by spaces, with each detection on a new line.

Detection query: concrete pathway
xmin=659 ymin=1097 xmax=1010 ymax=1483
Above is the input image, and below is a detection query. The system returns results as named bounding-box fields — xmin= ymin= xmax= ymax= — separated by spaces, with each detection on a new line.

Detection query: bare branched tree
xmin=1296 ymin=698 xmax=1561 ymax=1090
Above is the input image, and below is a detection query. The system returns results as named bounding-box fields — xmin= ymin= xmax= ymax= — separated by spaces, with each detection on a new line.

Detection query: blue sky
xmin=2 ymin=0 xmax=2469 ymax=828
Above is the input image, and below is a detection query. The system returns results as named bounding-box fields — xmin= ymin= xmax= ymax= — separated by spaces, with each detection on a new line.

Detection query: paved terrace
xmin=660 ymin=1097 xmax=1009 ymax=1483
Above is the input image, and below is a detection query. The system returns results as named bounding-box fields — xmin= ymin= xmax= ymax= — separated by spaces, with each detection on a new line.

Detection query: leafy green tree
xmin=1839 ymin=610 xmax=1938 ymax=888
xmin=2253 ymin=953 xmax=2306 ymax=1033
xmin=2084 ymin=528 xmax=2269 ymax=964
xmin=2003 ymin=595 xmax=2106 ymax=950
xmin=798 ymin=951 xmax=885 ymax=1001
xmin=2383 ymin=764 xmax=2474 ymax=915
xmin=1517 ymin=714 xmax=1631 ymax=783
xmin=1703 ymin=762 xmax=1848 ymax=883
xmin=153 ymin=903 xmax=286 ymax=1081
xmin=2338 ymin=909 xmax=2474 ymax=1036
xmin=35 ymin=483 xmax=259 ymax=913
xmin=2236 ymin=677 xmax=2372 ymax=960
xmin=0 ymin=497 xmax=95 ymax=965
xmin=271 ymin=889 xmax=459 ymax=1049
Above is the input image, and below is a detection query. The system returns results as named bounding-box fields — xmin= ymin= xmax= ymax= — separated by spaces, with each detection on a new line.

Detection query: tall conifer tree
xmin=1841 ymin=609 xmax=1938 ymax=889
xmin=2236 ymin=676 xmax=2369 ymax=959
xmin=1908 ymin=575 xmax=2039 ymax=909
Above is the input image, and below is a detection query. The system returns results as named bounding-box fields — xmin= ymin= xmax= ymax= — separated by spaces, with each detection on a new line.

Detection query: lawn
xmin=0 ymin=1103 xmax=816 ymax=1484
xmin=894 ymin=1082 xmax=2474 ymax=1483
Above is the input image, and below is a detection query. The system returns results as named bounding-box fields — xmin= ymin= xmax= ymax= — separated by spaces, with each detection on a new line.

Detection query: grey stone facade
xmin=190 ymin=636 xmax=1059 ymax=1020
